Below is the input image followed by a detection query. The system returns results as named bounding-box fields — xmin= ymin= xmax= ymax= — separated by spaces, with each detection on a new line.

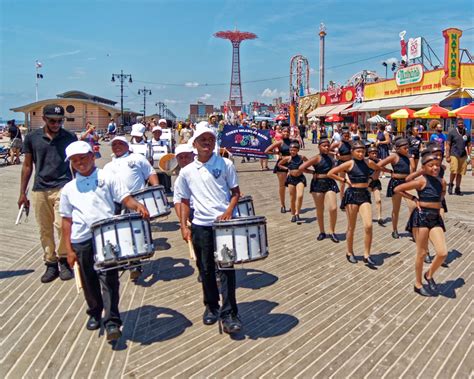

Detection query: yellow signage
xmin=442 ymin=28 xmax=463 ymax=86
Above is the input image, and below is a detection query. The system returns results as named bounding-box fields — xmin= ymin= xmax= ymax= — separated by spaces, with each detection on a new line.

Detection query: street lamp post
xmin=382 ymin=62 xmax=388 ymax=79
xmin=138 ymin=87 xmax=152 ymax=121
xmin=111 ymin=70 xmax=132 ymax=133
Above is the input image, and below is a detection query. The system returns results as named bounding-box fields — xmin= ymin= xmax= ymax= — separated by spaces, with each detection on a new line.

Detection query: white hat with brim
xmin=190 ymin=127 xmax=216 ymax=145
xmin=175 ymin=143 xmax=194 ymax=157
xmin=131 ymin=130 xmax=144 ymax=137
xmin=110 ymin=136 xmax=129 ymax=146
xmin=152 ymin=126 xmax=162 ymax=133
xmin=65 ymin=141 xmax=93 ymax=161
xmin=158 ymin=118 xmax=167 ymax=124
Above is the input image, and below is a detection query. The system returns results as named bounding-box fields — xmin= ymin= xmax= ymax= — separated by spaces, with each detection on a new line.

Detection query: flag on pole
xmin=35 ymin=60 xmax=42 ymax=68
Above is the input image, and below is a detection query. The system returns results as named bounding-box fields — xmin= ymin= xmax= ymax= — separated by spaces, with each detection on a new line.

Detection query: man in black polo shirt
xmin=18 ymin=104 xmax=78 ymax=283
xmin=446 ymin=118 xmax=471 ymax=195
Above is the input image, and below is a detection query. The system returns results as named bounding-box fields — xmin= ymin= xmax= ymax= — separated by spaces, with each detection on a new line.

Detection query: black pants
xmin=191 ymin=225 xmax=238 ymax=317
xmin=72 ymin=239 xmax=121 ymax=327
xmin=157 ymin=173 xmax=172 ymax=193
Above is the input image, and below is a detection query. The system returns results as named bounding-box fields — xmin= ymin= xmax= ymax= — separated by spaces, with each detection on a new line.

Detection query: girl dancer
xmin=367 ymin=146 xmax=384 ymax=226
xmin=300 ymin=138 xmax=339 ymax=242
xmin=377 ymin=138 xmax=415 ymax=239
xmin=330 ymin=127 xmax=352 ymax=205
xmin=394 ymin=154 xmax=447 ymax=296
xmin=328 ymin=141 xmax=382 ymax=267
xmin=265 ymin=127 xmax=292 ymax=213
xmin=278 ymin=142 xmax=310 ymax=222
xmin=407 ymin=125 xmax=423 ymax=170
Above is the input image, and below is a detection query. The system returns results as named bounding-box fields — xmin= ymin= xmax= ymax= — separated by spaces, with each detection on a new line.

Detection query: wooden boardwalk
xmin=0 ymin=143 xmax=472 ymax=378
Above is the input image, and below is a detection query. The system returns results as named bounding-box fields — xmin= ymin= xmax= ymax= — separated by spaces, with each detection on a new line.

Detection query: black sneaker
xmin=424 ymin=253 xmax=432 ymax=264
xmin=448 ymin=183 xmax=453 ymax=195
xmin=377 ymin=219 xmax=385 ymax=227
xmin=203 ymin=307 xmax=219 ymax=325
xmin=317 ymin=232 xmax=326 ymax=241
xmin=221 ymin=314 xmax=242 ymax=334
xmin=280 ymin=206 xmax=286 ymax=213
xmin=105 ymin=324 xmax=122 ymax=342
xmin=329 ymin=234 xmax=339 ymax=243
xmin=455 ymin=187 xmax=463 ymax=196
xmin=41 ymin=262 xmax=59 ymax=283
xmin=392 ymin=231 xmax=400 ymax=239
xmin=291 ymin=215 xmax=297 ymax=223
xmin=58 ymin=259 xmax=74 ymax=281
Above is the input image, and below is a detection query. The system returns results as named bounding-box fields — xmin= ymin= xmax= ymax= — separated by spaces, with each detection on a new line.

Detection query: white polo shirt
xmin=59 ymin=168 xmax=129 ymax=243
xmin=179 ymin=154 xmax=238 ymax=226
xmin=103 ymin=152 xmax=155 ymax=193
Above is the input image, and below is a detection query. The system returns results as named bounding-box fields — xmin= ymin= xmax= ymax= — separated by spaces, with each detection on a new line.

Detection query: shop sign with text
xmin=442 ymin=28 xmax=463 ymax=87
xmin=396 ymin=64 xmax=424 ymax=86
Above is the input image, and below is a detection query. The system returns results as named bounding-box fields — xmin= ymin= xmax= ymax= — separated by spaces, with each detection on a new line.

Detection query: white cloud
xmin=198 ymin=93 xmax=211 ymax=101
xmin=48 ymin=50 xmax=81 ymax=59
xmin=261 ymin=88 xmax=278 ymax=98
xmin=185 ymin=81 xmax=199 ymax=87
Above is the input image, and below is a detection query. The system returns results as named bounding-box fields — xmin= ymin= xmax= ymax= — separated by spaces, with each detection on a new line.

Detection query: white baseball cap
xmin=158 ymin=118 xmax=167 ymax=124
xmin=131 ymin=130 xmax=144 ymax=137
xmin=110 ymin=136 xmax=129 ymax=146
xmin=191 ymin=126 xmax=216 ymax=143
xmin=196 ymin=121 xmax=209 ymax=129
xmin=152 ymin=125 xmax=162 ymax=133
xmin=175 ymin=143 xmax=194 ymax=156
xmin=65 ymin=141 xmax=93 ymax=161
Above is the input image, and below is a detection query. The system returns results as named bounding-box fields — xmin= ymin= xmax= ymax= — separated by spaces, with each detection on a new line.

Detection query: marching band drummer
xmin=60 ymin=141 xmax=150 ymax=343
xmin=178 ymin=126 xmax=242 ymax=335
xmin=150 ymin=125 xmax=173 ymax=194
xmin=103 ymin=135 xmax=159 ymax=282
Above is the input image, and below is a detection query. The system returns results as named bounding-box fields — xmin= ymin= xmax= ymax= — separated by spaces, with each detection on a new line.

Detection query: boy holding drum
xmin=59 ymin=141 xmax=149 ymax=343
xmin=178 ymin=127 xmax=242 ymax=334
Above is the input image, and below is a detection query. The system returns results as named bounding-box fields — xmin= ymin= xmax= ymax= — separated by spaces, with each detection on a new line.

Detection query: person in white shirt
xmin=179 ymin=127 xmax=242 ymax=334
xmin=151 ymin=126 xmax=172 ymax=193
xmin=173 ymin=143 xmax=195 ymax=219
xmin=104 ymin=136 xmax=158 ymax=282
xmin=60 ymin=141 xmax=149 ymax=343
xmin=131 ymin=116 xmax=146 ymax=140
xmin=104 ymin=136 xmax=158 ymax=193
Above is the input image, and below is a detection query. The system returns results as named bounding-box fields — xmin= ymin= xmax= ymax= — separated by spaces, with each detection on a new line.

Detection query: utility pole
xmin=111 ymin=70 xmax=132 ymax=132
xmin=138 ymin=87 xmax=152 ymax=121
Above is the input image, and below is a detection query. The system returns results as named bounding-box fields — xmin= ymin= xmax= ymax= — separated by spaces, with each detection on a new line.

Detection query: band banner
xmin=219 ymin=125 xmax=272 ymax=158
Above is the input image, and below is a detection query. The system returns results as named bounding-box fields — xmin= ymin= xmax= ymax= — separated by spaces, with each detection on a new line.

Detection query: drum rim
xmin=237 ymin=195 xmax=253 ymax=203
xmin=213 ymin=216 xmax=266 ymax=226
xmin=91 ymin=213 xmax=146 ymax=228
xmin=131 ymin=184 xmax=166 ymax=195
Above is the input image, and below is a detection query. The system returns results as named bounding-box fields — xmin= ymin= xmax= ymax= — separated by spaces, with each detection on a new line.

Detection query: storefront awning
xmin=341 ymin=102 xmax=363 ymax=114
xmin=356 ymin=91 xmax=455 ymax=112
xmin=307 ymin=105 xmax=338 ymax=117
xmin=406 ymin=91 xmax=454 ymax=108
xmin=307 ymin=103 xmax=352 ymax=117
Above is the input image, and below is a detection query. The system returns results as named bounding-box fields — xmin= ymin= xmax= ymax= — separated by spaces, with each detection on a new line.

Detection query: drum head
xmin=131 ymin=184 xmax=166 ymax=196
xmin=91 ymin=213 xmax=144 ymax=228
xmin=213 ymin=216 xmax=266 ymax=228
xmin=238 ymin=195 xmax=253 ymax=203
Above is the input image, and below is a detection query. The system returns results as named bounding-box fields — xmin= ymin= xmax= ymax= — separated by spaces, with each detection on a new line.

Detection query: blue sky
xmin=1 ymin=0 xmax=473 ymax=120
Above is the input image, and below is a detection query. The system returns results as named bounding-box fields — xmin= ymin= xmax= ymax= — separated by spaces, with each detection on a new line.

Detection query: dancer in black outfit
xmin=330 ymin=127 xmax=352 ymax=206
xmin=367 ymin=146 xmax=384 ymax=226
xmin=377 ymin=138 xmax=415 ymax=239
xmin=300 ymin=138 xmax=339 ymax=242
xmin=278 ymin=142 xmax=310 ymax=222
xmin=328 ymin=141 xmax=382 ymax=267
xmin=394 ymin=154 xmax=447 ymax=296
xmin=265 ymin=127 xmax=293 ymax=213
xmin=407 ymin=126 xmax=423 ymax=170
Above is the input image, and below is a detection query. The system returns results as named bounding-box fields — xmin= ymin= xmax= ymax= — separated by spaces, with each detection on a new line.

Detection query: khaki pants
xmin=33 ymin=188 xmax=67 ymax=263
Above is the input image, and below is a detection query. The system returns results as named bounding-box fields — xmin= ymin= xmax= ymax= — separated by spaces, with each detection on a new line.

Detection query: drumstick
xmin=74 ymin=263 xmax=83 ymax=293
xmin=187 ymin=240 xmax=196 ymax=261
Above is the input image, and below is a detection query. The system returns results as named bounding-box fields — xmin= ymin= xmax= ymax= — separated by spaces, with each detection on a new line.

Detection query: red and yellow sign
xmin=319 ymin=87 xmax=355 ymax=105
xmin=442 ymin=28 xmax=463 ymax=86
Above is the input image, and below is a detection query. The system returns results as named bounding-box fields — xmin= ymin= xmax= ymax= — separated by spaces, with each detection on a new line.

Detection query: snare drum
xmin=213 ymin=216 xmax=269 ymax=269
xmin=91 ymin=214 xmax=154 ymax=271
xmin=130 ymin=185 xmax=171 ymax=218
xmin=235 ymin=195 xmax=255 ymax=217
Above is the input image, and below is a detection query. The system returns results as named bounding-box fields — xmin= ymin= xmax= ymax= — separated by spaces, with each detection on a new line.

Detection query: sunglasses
xmin=46 ymin=117 xmax=64 ymax=124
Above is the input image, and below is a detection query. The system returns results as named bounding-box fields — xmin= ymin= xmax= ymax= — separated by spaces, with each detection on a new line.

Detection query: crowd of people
xmin=12 ymin=101 xmax=473 ymax=346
